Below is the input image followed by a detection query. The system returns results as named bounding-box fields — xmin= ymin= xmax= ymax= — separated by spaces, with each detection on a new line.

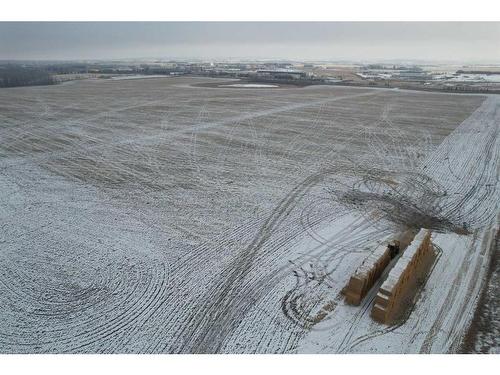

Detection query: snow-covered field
xmin=0 ymin=77 xmax=497 ymax=353
xmin=109 ymin=74 xmax=172 ymax=80
xmin=220 ymin=83 xmax=280 ymax=88
xmin=434 ymin=73 xmax=500 ymax=83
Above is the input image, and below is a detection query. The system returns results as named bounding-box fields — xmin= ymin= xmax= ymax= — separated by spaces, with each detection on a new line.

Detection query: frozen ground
xmin=0 ymin=76 xmax=497 ymax=353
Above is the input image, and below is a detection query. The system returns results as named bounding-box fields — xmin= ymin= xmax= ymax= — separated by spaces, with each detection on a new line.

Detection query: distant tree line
xmin=0 ymin=65 xmax=56 ymax=88
xmin=45 ymin=64 xmax=89 ymax=74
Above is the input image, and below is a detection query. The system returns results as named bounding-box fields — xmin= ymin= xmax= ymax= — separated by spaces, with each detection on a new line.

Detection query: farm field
xmin=0 ymin=76 xmax=498 ymax=353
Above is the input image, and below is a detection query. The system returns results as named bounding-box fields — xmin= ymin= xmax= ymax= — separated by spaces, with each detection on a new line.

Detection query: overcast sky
xmin=1 ymin=22 xmax=499 ymax=62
